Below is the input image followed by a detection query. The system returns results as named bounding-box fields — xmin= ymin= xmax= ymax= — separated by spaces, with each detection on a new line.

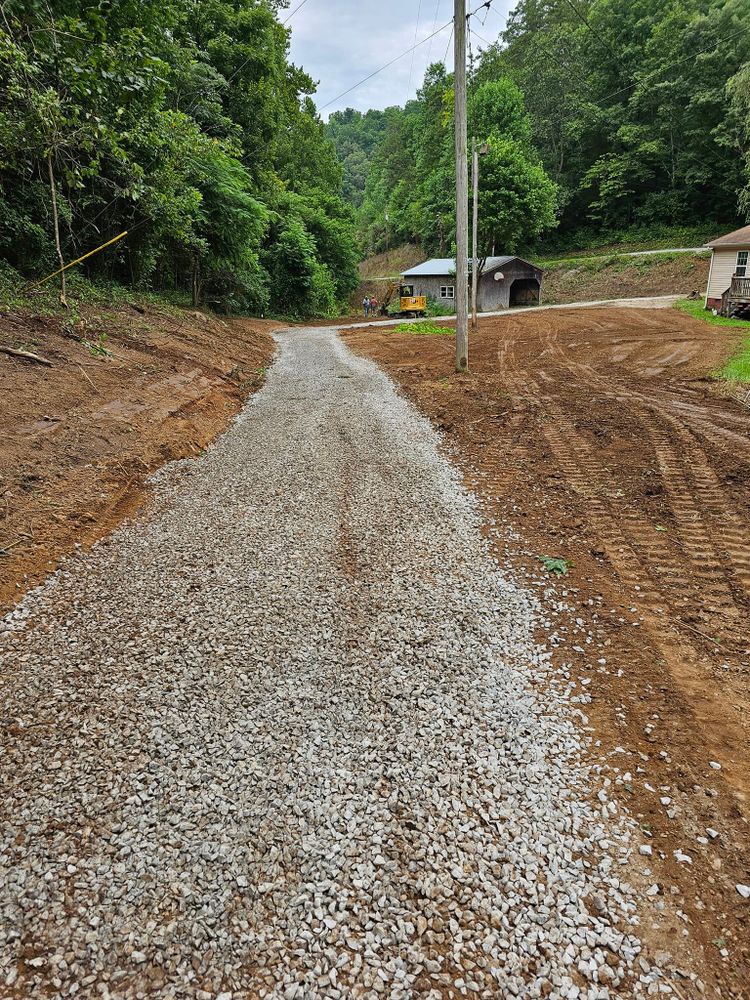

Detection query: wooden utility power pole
xmin=471 ymin=138 xmax=479 ymax=330
xmin=454 ymin=0 xmax=469 ymax=372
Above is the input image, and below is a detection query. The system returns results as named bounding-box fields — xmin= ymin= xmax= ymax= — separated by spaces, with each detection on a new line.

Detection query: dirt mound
xmin=345 ymin=305 xmax=750 ymax=996
xmin=1 ymin=302 xmax=276 ymax=612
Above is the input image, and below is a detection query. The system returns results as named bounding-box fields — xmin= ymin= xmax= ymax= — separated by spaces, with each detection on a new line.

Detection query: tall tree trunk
xmin=47 ymin=150 xmax=67 ymax=307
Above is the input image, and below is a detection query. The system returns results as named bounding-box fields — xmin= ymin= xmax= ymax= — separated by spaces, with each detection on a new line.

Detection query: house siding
xmin=407 ymin=259 xmax=542 ymax=314
xmin=706 ymin=248 xmax=746 ymax=304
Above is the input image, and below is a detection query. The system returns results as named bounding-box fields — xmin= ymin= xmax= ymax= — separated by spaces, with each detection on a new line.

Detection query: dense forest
xmin=329 ymin=0 xmax=750 ymax=256
xmin=0 ymin=0 xmax=359 ymax=316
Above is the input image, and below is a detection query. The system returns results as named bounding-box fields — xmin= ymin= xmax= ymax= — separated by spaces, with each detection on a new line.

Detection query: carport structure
xmin=401 ymin=256 xmax=543 ymax=313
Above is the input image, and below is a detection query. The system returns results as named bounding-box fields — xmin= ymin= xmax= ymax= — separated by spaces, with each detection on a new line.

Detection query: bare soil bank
xmin=1 ymin=302 xmax=276 ymax=612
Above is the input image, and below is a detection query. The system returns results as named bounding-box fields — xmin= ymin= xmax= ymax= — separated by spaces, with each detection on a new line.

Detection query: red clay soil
xmin=0 ymin=302 xmax=277 ymax=612
xmin=345 ymin=307 xmax=750 ymax=998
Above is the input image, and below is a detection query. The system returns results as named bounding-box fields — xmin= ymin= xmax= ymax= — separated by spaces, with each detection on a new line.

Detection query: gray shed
xmin=401 ymin=256 xmax=543 ymax=313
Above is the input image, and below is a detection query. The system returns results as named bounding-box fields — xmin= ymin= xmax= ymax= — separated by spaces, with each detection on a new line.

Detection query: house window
xmin=736 ymin=251 xmax=748 ymax=277
xmin=440 ymin=285 xmax=455 ymax=299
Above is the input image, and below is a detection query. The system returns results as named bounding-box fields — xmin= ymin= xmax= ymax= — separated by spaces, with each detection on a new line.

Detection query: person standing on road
xmin=370 ymin=296 xmax=379 ymax=316
xmin=363 ymin=296 xmax=370 ymax=317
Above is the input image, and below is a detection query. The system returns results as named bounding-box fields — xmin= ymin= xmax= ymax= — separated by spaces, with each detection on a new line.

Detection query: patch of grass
xmin=83 ymin=332 xmax=113 ymax=358
xmin=539 ymin=250 xmax=710 ymax=271
xmin=425 ymin=296 xmax=456 ymax=317
xmin=395 ymin=321 xmax=454 ymax=336
xmin=0 ymin=259 xmax=190 ymax=318
xmin=718 ymin=341 xmax=750 ymax=382
xmin=675 ymin=297 xmax=750 ymax=329
xmin=539 ymin=555 xmax=572 ymax=577
xmin=530 ymin=223 xmax=720 ymax=260
xmin=674 ymin=299 xmax=750 ymax=383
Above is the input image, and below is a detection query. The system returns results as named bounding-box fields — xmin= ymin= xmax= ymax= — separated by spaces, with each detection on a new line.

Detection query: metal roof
xmin=402 ymin=256 xmax=520 ymax=277
xmin=706 ymin=224 xmax=750 ymax=248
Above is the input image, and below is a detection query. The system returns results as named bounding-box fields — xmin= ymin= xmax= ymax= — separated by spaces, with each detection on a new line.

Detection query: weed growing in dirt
xmin=395 ymin=322 xmax=454 ymax=336
xmin=539 ymin=555 xmax=572 ymax=576
xmin=84 ymin=333 xmax=112 ymax=358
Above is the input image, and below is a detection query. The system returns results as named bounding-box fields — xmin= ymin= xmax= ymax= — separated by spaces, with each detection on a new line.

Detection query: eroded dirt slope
xmin=345 ymin=306 xmax=750 ymax=996
xmin=542 ymin=254 xmax=710 ymax=304
xmin=1 ymin=302 xmax=276 ymax=611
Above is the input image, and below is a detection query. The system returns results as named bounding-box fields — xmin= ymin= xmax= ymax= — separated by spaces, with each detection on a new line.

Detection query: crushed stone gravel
xmin=0 ymin=327 xmax=671 ymax=998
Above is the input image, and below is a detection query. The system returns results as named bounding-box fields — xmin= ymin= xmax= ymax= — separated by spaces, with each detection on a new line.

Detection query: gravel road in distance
xmin=0 ymin=327 xmax=674 ymax=998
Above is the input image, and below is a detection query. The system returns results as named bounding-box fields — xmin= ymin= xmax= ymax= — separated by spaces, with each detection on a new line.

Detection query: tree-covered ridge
xmin=331 ymin=0 xmax=750 ymax=256
xmin=0 ymin=0 xmax=359 ymax=317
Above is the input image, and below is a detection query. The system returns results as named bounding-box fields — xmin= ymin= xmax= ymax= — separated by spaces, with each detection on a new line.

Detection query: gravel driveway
xmin=1 ymin=328 xmax=664 ymax=999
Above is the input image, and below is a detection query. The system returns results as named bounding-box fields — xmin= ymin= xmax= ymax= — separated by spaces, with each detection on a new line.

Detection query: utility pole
xmin=471 ymin=137 xmax=478 ymax=330
xmin=454 ymin=0 xmax=469 ymax=372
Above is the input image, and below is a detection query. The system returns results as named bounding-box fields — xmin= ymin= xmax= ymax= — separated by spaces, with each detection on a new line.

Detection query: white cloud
xmin=286 ymin=0 xmax=513 ymax=119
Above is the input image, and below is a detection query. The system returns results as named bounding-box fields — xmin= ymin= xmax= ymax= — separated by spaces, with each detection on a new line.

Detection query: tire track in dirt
xmin=539 ymin=321 xmax=749 ymax=614
xmin=496 ymin=321 xmax=750 ymax=800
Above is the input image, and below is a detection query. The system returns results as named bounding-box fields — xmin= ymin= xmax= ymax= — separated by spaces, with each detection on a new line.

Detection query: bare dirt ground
xmin=0 ymin=303 xmax=276 ymax=612
xmin=541 ymin=255 xmax=710 ymax=305
xmin=345 ymin=306 xmax=750 ymax=998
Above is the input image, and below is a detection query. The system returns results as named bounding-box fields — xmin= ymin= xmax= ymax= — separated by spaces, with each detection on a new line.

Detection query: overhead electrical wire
xmin=319 ymin=17 xmax=453 ymax=110
xmin=443 ymin=24 xmax=454 ymax=66
xmin=407 ymin=0 xmax=425 ymax=103
xmin=425 ymin=0 xmax=442 ymax=65
xmin=282 ymin=0 xmax=311 ymax=25
xmin=559 ymin=0 xmax=619 ymax=61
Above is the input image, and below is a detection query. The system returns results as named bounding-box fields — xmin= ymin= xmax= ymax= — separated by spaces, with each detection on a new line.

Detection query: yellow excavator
xmin=379 ymin=282 xmax=427 ymax=318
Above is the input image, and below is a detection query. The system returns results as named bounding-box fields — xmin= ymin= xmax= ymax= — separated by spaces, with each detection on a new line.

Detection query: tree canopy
xmin=329 ymin=0 xmax=750 ymax=255
xmin=0 ymin=0 xmax=359 ymax=316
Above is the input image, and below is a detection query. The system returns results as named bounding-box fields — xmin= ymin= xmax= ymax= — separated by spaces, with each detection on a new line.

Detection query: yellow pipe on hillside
xmin=23 ymin=230 xmax=129 ymax=292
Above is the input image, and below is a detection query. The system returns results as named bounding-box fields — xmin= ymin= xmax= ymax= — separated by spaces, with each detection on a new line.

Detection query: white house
xmin=705 ymin=224 xmax=750 ymax=317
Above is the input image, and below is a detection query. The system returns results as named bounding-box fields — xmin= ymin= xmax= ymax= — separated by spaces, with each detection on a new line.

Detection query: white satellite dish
xmin=494 ymin=271 xmax=505 ymax=281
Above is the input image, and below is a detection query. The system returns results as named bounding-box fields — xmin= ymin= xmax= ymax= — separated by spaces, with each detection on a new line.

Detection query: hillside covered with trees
xmin=0 ymin=0 xmax=359 ymax=317
xmin=330 ymin=0 xmax=750 ymax=257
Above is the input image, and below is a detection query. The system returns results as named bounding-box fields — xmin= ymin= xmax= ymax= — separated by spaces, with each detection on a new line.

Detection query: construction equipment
xmin=379 ymin=283 xmax=427 ymax=318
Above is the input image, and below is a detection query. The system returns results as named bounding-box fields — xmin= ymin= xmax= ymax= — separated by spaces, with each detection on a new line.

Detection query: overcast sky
xmin=287 ymin=0 xmax=515 ymax=119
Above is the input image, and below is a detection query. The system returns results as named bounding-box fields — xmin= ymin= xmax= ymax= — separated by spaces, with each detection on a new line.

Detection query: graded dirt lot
xmin=0 ymin=303 xmax=276 ymax=612
xmin=345 ymin=306 xmax=750 ymax=997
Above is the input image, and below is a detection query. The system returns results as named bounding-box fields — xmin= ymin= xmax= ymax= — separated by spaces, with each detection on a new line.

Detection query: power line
xmin=560 ymin=0 xmax=619 ymax=62
xmin=407 ymin=0 xmax=425 ymax=102
xmin=426 ymin=0 xmax=442 ymax=64
xmin=282 ymin=0 xmax=311 ymax=25
xmin=319 ymin=17 xmax=453 ymax=111
xmin=443 ymin=24 xmax=454 ymax=65
xmin=467 ymin=1 xmax=495 ymax=19
xmin=470 ymin=27 xmax=494 ymax=48
xmin=598 ymin=24 xmax=748 ymax=105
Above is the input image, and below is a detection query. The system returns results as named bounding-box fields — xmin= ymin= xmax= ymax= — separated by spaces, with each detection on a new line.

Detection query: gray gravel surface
xmin=1 ymin=328 xmax=667 ymax=999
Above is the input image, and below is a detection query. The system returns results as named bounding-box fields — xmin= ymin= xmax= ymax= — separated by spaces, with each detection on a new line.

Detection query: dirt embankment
xmin=345 ymin=307 xmax=750 ymax=998
xmin=1 ymin=302 xmax=277 ymax=612
xmin=542 ymin=253 xmax=710 ymax=304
